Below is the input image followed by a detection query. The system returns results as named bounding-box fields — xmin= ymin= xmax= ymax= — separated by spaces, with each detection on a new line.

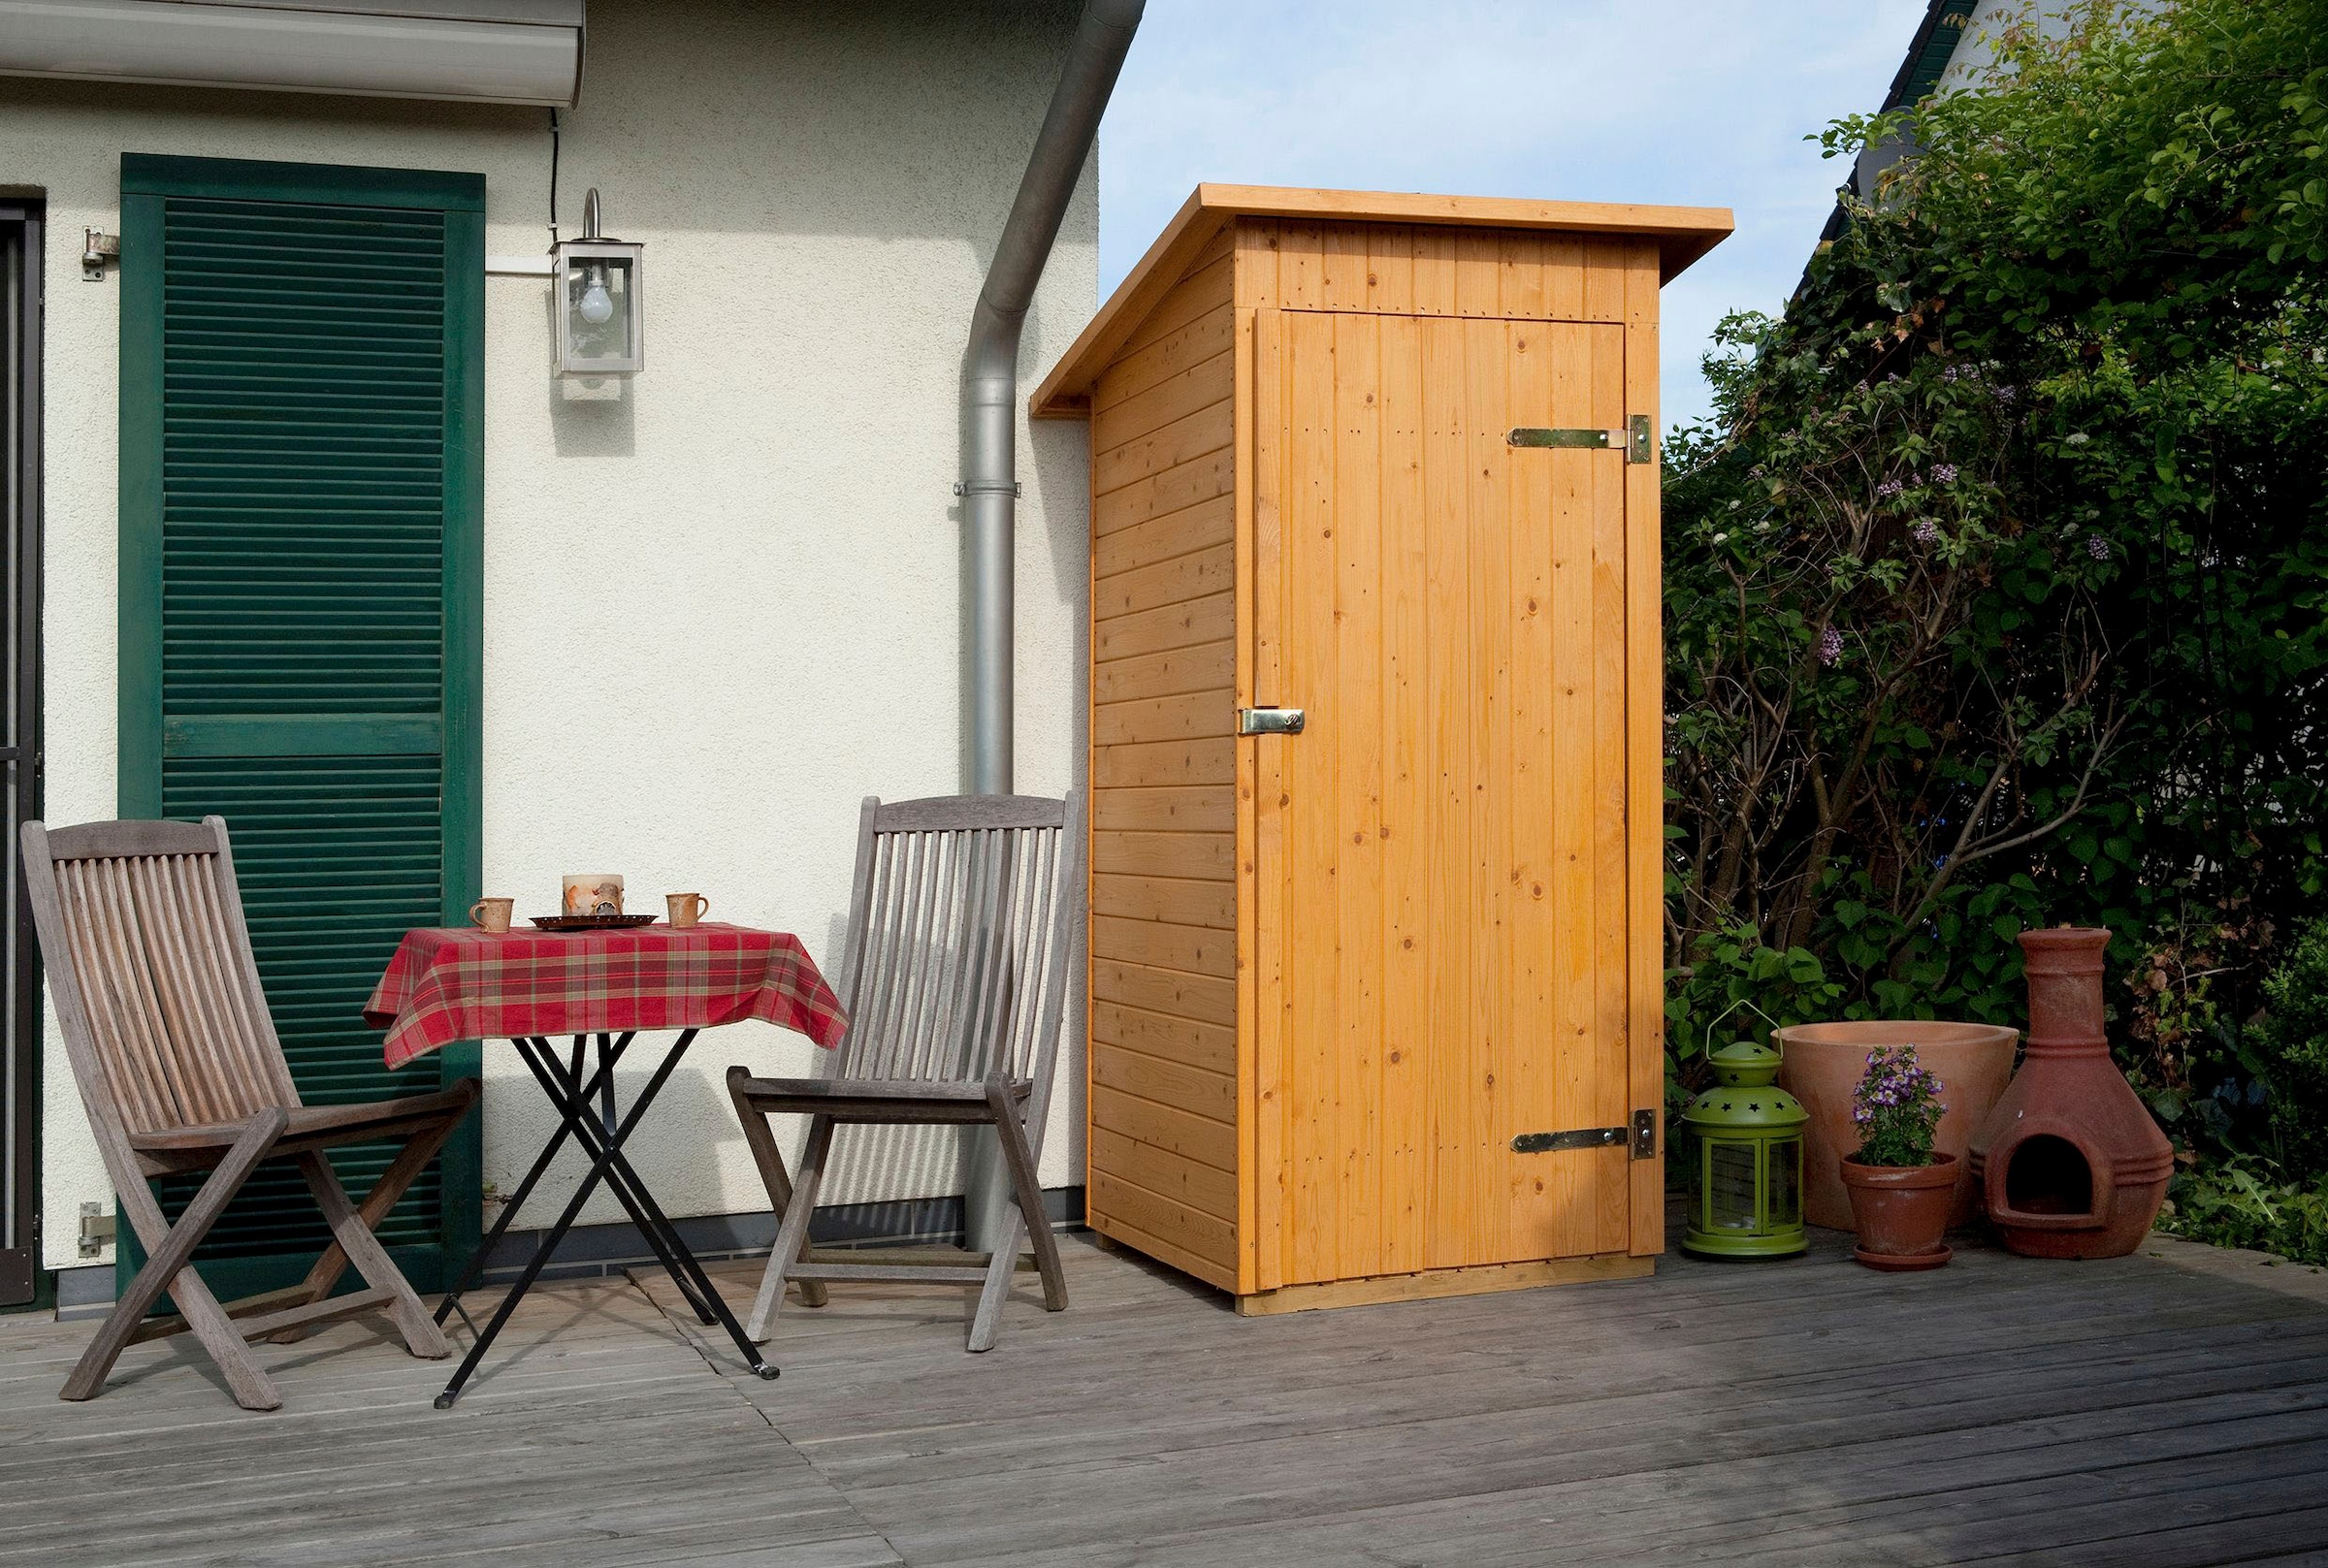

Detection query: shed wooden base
xmin=1230 ymin=1253 xmax=1654 ymax=1316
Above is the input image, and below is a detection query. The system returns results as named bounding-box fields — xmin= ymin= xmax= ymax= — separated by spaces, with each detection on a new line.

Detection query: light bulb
xmin=578 ymin=268 xmax=614 ymax=325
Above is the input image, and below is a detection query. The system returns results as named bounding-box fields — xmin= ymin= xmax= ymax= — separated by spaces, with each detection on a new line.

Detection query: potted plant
xmin=1840 ymin=1045 xmax=1956 ymax=1271
xmin=1774 ymin=1020 xmax=2016 ymax=1232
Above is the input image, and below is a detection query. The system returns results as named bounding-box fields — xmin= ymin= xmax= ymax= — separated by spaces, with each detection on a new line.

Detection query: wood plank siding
xmin=1236 ymin=219 xmax=1652 ymax=320
xmin=1087 ymin=231 xmax=1241 ymax=1293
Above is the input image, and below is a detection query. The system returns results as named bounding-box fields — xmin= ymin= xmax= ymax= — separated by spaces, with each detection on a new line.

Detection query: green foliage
xmin=1663 ymin=0 xmax=2328 ymax=1156
xmin=2248 ymin=918 xmax=2328 ymax=1172
xmin=2159 ymin=1158 xmax=2328 ymax=1267
xmin=1665 ymin=924 xmax=1840 ymax=1066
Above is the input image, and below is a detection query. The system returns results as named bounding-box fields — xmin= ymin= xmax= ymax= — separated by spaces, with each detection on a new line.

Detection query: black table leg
xmin=431 ymin=1048 xmax=669 ymax=1410
xmin=516 ymin=1039 xmax=721 ymax=1328
xmin=521 ymin=1035 xmax=776 ymax=1369
xmin=433 ymin=1033 xmax=637 ymax=1329
xmin=433 ymin=1030 xmax=777 ymax=1409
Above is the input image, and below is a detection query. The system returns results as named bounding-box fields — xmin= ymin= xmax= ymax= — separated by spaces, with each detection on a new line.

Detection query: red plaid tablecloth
xmin=365 ymin=923 xmax=849 ymax=1071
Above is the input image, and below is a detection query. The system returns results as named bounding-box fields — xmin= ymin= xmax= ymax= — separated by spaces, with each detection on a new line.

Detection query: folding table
xmin=364 ymin=922 xmax=848 ymax=1408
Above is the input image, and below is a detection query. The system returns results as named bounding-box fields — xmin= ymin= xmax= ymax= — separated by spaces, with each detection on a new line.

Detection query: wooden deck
xmin=6 ymin=1220 xmax=2328 ymax=1565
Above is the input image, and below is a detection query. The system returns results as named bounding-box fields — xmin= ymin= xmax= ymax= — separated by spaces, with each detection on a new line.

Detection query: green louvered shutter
xmin=117 ymin=155 xmax=482 ymax=1298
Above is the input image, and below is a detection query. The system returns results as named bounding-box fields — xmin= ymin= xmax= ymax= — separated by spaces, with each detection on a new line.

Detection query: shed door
xmin=1257 ymin=310 xmax=1633 ymax=1285
xmin=116 ymin=155 xmax=483 ymax=1300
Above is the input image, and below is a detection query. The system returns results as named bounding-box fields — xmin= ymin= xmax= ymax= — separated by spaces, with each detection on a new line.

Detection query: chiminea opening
xmin=2002 ymin=1134 xmax=2095 ymax=1217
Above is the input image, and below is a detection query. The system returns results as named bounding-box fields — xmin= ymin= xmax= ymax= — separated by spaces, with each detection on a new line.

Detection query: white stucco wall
xmin=3 ymin=0 xmax=1098 ymax=1273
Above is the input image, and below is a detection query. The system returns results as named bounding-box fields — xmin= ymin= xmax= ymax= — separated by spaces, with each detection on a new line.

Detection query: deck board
xmin=2 ymin=1220 xmax=2324 ymax=1564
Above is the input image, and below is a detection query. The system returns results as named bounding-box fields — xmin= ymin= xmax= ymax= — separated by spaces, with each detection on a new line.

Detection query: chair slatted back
xmin=24 ymin=816 xmax=296 ymax=1138
xmin=834 ymin=792 xmax=1084 ymax=1131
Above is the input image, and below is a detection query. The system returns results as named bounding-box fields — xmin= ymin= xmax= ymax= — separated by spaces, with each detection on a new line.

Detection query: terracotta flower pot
xmin=1840 ymin=1151 xmax=1957 ymax=1271
xmin=1775 ymin=1022 xmax=2018 ymax=1231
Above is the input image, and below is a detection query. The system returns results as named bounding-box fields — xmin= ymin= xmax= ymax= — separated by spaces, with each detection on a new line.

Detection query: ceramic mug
xmin=563 ymin=875 xmax=624 ymax=917
xmin=469 ymin=896 xmax=514 ymax=935
xmin=666 ymin=892 xmax=709 ymax=929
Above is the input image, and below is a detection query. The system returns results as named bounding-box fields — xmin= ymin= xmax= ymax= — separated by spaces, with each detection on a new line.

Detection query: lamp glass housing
xmin=555 ymin=240 xmax=644 ymax=375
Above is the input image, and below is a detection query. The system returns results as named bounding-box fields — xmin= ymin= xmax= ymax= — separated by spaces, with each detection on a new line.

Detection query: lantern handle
xmin=1698 ymin=997 xmax=1785 ymax=1060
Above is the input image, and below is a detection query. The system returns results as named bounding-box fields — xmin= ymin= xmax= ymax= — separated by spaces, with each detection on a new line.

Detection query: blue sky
xmin=1096 ymin=0 xmax=1929 ymax=432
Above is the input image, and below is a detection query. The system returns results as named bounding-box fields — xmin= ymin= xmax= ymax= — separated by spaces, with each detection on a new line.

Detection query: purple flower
xmin=1993 ymin=384 xmax=2019 ymax=405
xmin=1941 ymin=364 xmax=1960 ymax=383
xmin=1876 ymin=478 xmax=1904 ymax=500
xmin=1817 ymin=626 xmax=1844 ymax=667
xmin=2087 ymin=534 xmax=2110 ymax=560
xmin=1932 ymin=463 xmax=1959 ymax=484
xmin=1912 ymin=519 xmax=1941 ymax=545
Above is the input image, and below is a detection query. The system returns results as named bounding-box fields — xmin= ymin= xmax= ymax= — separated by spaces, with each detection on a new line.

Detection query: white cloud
xmin=1098 ymin=0 xmax=1926 ymax=430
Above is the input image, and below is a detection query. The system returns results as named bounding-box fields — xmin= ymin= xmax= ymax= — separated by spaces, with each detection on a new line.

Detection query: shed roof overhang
xmin=1030 ymin=182 xmax=1734 ymax=417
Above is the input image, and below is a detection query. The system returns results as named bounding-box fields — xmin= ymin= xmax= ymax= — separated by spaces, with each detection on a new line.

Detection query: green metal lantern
xmin=1681 ymin=1040 xmax=1809 ymax=1259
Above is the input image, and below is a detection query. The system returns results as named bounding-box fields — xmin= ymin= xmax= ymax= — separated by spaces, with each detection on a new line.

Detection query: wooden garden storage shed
xmin=1034 ymin=185 xmax=1731 ymax=1313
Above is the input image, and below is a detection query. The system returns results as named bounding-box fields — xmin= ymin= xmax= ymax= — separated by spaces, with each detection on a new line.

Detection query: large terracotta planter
xmin=1969 ymin=928 xmax=2174 ymax=1259
xmin=1841 ymin=1152 xmax=1957 ymax=1270
xmin=1774 ymin=1021 xmax=2018 ymax=1231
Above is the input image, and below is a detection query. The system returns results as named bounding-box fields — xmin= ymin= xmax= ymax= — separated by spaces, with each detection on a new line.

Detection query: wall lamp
xmin=554 ymin=188 xmax=642 ymax=376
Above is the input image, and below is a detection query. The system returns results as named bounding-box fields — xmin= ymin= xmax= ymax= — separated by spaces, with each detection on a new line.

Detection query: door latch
xmin=1238 ymin=707 xmax=1306 ymax=735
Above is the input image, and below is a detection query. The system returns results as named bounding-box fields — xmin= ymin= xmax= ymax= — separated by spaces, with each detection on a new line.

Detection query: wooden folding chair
xmin=22 ymin=816 xmax=479 ymax=1411
xmin=728 ymin=791 xmax=1083 ymax=1352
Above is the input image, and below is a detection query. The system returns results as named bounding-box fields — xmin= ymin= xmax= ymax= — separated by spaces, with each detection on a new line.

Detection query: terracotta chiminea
xmin=1969 ymin=927 xmax=2173 ymax=1258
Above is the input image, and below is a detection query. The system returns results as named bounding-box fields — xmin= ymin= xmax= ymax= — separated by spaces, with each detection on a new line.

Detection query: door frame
xmin=0 ymin=201 xmax=45 ymax=1311
xmin=114 ymin=155 xmax=483 ymax=1296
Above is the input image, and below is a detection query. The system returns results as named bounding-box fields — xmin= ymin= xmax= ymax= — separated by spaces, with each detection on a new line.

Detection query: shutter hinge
xmin=82 ymin=229 xmax=119 ymax=282
xmin=78 ymin=1202 xmax=114 ymax=1259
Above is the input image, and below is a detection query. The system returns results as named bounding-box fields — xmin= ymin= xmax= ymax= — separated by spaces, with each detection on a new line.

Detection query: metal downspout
xmin=961 ymin=0 xmax=1143 ymax=795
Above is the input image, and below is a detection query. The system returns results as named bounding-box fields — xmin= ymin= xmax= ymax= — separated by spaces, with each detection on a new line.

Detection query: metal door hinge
xmin=1507 ymin=416 xmax=1654 ymax=464
xmin=78 ymin=1202 xmax=113 ymax=1259
xmin=1512 ymin=1111 xmax=1659 ymax=1161
xmin=1238 ymin=707 xmax=1306 ymax=735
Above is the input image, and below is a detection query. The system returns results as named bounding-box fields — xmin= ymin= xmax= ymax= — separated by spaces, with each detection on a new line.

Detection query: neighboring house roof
xmin=1030 ymin=183 xmax=1734 ymax=417
xmin=1887 ymin=1 xmax=1982 ymax=116
xmin=1806 ymin=0 xmax=1978 ymax=266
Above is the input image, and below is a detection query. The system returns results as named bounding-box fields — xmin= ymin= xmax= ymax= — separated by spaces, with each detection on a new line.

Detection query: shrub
xmin=1663 ymin=0 xmax=2328 ymax=1165
xmin=2159 ymin=1157 xmax=2328 ymax=1267
xmin=2252 ymin=919 xmax=2328 ymax=1173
